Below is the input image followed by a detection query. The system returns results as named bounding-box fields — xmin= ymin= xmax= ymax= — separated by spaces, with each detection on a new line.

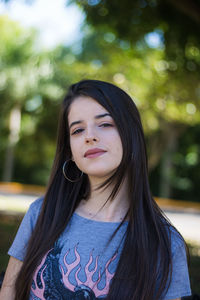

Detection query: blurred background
xmin=0 ymin=0 xmax=199 ymax=295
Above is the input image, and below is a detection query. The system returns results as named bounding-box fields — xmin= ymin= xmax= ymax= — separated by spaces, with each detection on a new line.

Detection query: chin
xmin=87 ymin=169 xmax=117 ymax=181
xmin=80 ymin=162 xmax=119 ymax=180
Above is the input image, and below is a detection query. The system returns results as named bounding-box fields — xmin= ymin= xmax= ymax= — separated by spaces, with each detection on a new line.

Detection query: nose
xmin=85 ymin=137 xmax=98 ymax=143
xmin=84 ymin=127 xmax=99 ymax=144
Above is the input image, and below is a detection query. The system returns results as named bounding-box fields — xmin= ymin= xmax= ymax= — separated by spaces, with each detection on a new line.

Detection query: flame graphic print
xmin=30 ymin=242 xmax=118 ymax=299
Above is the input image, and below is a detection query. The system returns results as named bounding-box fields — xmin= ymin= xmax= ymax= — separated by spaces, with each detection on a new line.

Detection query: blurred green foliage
xmin=0 ymin=215 xmax=21 ymax=271
xmin=73 ymin=0 xmax=200 ymax=73
xmin=0 ymin=8 xmax=199 ymax=201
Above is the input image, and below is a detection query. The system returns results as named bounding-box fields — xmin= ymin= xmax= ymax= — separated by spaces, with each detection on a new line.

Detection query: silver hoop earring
xmin=62 ymin=160 xmax=83 ymax=182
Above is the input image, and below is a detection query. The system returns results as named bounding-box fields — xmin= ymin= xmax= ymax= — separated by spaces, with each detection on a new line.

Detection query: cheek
xmin=106 ymin=132 xmax=123 ymax=159
xmin=116 ymin=142 xmax=123 ymax=162
xmin=69 ymin=138 xmax=80 ymax=159
xmin=116 ymin=142 xmax=123 ymax=156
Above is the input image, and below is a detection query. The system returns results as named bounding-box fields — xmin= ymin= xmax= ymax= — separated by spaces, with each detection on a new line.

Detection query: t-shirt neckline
xmin=73 ymin=211 xmax=128 ymax=226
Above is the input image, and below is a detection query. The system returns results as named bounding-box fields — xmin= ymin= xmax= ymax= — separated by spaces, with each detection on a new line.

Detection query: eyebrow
xmin=69 ymin=113 xmax=111 ymax=129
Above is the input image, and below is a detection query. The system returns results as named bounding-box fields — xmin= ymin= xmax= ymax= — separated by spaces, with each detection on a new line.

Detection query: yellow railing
xmin=0 ymin=182 xmax=46 ymax=195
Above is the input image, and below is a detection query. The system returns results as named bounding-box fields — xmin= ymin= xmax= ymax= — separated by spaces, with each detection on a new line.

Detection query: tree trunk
xmin=2 ymin=105 xmax=21 ymax=182
xmin=159 ymin=128 xmax=178 ymax=198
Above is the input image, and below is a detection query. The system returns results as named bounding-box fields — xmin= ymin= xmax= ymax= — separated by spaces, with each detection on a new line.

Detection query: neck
xmin=76 ymin=176 xmax=130 ymax=222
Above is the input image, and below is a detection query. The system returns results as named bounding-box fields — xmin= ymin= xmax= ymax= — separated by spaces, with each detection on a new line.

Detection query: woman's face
xmin=68 ymin=96 xmax=123 ymax=182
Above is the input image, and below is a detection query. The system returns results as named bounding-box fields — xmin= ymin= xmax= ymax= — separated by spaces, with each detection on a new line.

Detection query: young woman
xmin=0 ymin=80 xmax=191 ymax=300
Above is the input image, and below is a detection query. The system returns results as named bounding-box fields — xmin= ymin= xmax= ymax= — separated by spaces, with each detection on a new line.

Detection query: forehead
xmin=68 ymin=96 xmax=108 ymax=121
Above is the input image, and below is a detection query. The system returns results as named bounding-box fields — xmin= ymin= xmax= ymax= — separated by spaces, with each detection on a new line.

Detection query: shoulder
xmin=29 ymin=196 xmax=44 ymax=210
xmin=18 ymin=196 xmax=44 ymax=230
xmin=27 ymin=196 xmax=44 ymax=217
xmin=160 ymin=219 xmax=185 ymax=255
xmin=168 ymin=225 xmax=186 ymax=256
xmin=7 ymin=197 xmax=45 ymax=261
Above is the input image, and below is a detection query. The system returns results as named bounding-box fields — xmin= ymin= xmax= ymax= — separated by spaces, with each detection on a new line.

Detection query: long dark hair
xmin=15 ymin=79 xmax=181 ymax=299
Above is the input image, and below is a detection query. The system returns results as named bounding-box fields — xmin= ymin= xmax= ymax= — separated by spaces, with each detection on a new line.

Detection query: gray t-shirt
xmin=8 ymin=198 xmax=191 ymax=299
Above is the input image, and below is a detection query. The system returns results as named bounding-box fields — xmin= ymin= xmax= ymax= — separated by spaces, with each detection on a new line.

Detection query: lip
xmin=84 ymin=148 xmax=107 ymax=158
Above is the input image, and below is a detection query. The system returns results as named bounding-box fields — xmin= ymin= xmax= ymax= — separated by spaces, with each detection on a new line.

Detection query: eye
xmin=71 ymin=128 xmax=84 ymax=135
xmin=99 ymin=123 xmax=113 ymax=128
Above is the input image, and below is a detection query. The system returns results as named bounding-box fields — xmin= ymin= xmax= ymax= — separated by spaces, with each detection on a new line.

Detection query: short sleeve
xmin=164 ymin=234 xmax=191 ymax=299
xmin=8 ymin=197 xmax=43 ymax=261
